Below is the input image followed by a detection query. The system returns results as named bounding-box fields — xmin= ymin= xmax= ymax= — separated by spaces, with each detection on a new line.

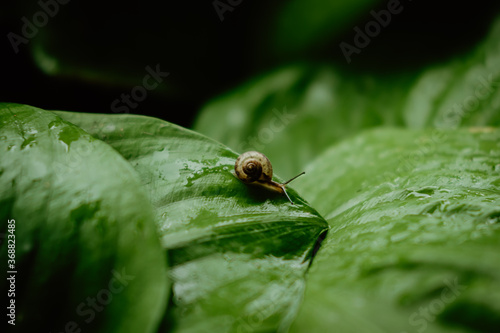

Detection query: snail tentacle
xmin=234 ymin=151 xmax=305 ymax=205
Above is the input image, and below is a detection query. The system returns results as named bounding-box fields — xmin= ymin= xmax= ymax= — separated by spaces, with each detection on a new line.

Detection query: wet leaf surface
xmin=0 ymin=103 xmax=168 ymax=333
xmin=290 ymin=128 xmax=500 ymax=333
xmin=56 ymin=111 xmax=328 ymax=332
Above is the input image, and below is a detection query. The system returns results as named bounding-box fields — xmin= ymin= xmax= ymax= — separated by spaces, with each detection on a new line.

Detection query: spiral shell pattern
xmin=234 ymin=151 xmax=273 ymax=183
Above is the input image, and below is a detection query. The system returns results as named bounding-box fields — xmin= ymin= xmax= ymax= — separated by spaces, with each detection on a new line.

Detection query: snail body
xmin=234 ymin=151 xmax=305 ymax=204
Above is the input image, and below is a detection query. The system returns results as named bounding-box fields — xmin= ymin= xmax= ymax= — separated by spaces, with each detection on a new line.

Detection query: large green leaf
xmin=194 ymin=16 xmax=500 ymax=177
xmin=290 ymin=128 xmax=500 ymax=333
xmin=55 ymin=111 xmax=328 ymax=332
xmin=194 ymin=64 xmax=413 ymax=177
xmin=0 ymin=104 xmax=168 ymax=333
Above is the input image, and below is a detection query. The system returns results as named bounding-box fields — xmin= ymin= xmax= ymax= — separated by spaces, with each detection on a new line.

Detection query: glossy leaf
xmin=0 ymin=104 xmax=168 ymax=333
xmin=290 ymin=128 xmax=500 ymax=333
xmin=55 ymin=111 xmax=329 ymax=333
xmin=194 ymin=17 xmax=500 ymax=177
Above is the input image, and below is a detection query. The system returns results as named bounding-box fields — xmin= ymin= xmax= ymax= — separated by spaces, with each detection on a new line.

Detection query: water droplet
xmin=57 ymin=126 xmax=80 ymax=151
xmin=21 ymin=136 xmax=36 ymax=150
xmin=48 ymin=120 xmax=59 ymax=129
xmin=103 ymin=124 xmax=116 ymax=132
xmin=184 ymin=176 xmax=195 ymax=187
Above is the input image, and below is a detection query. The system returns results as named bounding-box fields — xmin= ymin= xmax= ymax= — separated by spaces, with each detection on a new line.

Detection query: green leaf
xmin=194 ymin=65 xmax=413 ymax=177
xmin=0 ymin=104 xmax=168 ymax=332
xmin=194 ymin=16 xmax=500 ymax=177
xmin=55 ymin=111 xmax=329 ymax=332
xmin=289 ymin=128 xmax=500 ymax=333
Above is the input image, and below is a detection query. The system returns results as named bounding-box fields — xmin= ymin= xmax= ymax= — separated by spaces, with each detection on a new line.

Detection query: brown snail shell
xmin=234 ymin=151 xmax=304 ymax=204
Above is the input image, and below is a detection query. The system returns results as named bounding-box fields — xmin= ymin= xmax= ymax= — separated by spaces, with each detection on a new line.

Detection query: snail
xmin=234 ymin=151 xmax=305 ymax=204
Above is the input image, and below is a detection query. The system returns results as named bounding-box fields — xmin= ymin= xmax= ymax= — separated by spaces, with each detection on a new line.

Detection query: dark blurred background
xmin=1 ymin=0 xmax=500 ymax=128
